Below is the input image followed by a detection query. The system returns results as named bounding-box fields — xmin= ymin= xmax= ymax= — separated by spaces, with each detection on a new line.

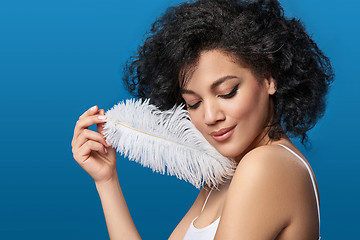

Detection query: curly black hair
xmin=122 ymin=0 xmax=334 ymax=143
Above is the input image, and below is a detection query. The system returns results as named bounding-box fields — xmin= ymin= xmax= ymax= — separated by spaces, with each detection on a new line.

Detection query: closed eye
xmin=187 ymin=101 xmax=201 ymax=109
xmin=218 ymin=84 xmax=239 ymax=99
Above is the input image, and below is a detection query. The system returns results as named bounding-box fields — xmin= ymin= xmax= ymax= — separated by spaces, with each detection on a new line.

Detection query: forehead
xmin=180 ymin=50 xmax=247 ymax=89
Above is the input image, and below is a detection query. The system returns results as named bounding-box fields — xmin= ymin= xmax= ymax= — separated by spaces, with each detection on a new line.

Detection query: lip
xmin=210 ymin=125 xmax=236 ymax=142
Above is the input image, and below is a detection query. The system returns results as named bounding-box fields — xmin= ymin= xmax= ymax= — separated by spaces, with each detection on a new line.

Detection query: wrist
xmin=95 ymin=170 xmax=119 ymax=189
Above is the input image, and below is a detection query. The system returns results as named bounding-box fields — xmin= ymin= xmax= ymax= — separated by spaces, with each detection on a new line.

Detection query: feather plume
xmin=102 ymin=99 xmax=236 ymax=189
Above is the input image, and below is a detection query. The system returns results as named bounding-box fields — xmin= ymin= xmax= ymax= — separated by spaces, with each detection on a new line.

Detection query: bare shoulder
xmin=233 ymin=144 xmax=313 ymax=187
xmin=214 ymin=144 xmax=318 ymax=239
xmin=228 ymin=145 xmax=309 ymax=193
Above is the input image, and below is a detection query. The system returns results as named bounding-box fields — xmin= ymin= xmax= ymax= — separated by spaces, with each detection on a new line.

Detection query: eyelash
xmin=218 ymin=84 xmax=239 ymax=99
xmin=186 ymin=84 xmax=239 ymax=110
xmin=187 ymin=102 xmax=200 ymax=109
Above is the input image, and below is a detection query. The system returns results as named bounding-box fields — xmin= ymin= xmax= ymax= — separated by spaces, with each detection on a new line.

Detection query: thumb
xmin=97 ymin=109 xmax=106 ymax=135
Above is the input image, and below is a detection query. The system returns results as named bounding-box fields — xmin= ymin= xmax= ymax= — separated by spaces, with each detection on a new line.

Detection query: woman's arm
xmin=72 ymin=105 xmax=141 ymax=239
xmin=214 ymin=145 xmax=319 ymax=239
xmin=214 ymin=146 xmax=291 ymax=239
xmin=96 ymin=172 xmax=141 ymax=240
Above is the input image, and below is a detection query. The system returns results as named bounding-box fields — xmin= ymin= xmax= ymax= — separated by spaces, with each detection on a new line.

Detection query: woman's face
xmin=181 ymin=50 xmax=276 ymax=162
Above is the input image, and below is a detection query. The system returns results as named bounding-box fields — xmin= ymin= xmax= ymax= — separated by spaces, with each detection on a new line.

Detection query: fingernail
xmin=104 ymin=148 xmax=108 ymax=154
xmin=98 ymin=115 xmax=107 ymax=120
xmin=90 ymin=105 xmax=97 ymax=111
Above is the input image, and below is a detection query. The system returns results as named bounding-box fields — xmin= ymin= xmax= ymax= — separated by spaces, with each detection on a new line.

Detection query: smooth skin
xmin=71 ymin=107 xmax=141 ymax=240
xmin=72 ymin=50 xmax=320 ymax=239
xmin=170 ymin=50 xmax=319 ymax=239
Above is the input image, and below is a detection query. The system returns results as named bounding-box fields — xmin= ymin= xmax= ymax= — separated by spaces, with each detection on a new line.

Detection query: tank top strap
xmin=276 ymin=143 xmax=321 ymax=235
xmin=201 ymin=186 xmax=214 ymax=213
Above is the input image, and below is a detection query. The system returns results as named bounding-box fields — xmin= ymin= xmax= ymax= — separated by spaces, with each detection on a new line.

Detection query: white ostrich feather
xmin=102 ymin=99 xmax=236 ymax=189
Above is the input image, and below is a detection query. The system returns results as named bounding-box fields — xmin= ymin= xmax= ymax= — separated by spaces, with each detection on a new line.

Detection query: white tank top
xmin=183 ymin=144 xmax=321 ymax=240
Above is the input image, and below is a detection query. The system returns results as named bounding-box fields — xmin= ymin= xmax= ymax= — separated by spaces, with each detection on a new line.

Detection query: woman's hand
xmin=71 ymin=105 xmax=117 ymax=184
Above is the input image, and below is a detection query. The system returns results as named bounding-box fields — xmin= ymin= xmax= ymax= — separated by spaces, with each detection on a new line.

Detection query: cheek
xmin=228 ymin=86 xmax=262 ymax=120
xmin=189 ymin=112 xmax=214 ymax=144
xmin=189 ymin=113 xmax=204 ymax=132
xmin=226 ymin=101 xmax=252 ymax=120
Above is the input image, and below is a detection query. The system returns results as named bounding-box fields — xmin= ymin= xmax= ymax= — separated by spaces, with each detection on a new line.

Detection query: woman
xmin=71 ymin=0 xmax=333 ymax=239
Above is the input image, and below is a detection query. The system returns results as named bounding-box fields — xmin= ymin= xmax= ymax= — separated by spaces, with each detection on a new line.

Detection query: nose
xmin=203 ymin=101 xmax=225 ymax=125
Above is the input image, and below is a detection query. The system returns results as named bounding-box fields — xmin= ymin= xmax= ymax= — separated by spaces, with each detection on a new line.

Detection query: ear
xmin=265 ymin=76 xmax=276 ymax=95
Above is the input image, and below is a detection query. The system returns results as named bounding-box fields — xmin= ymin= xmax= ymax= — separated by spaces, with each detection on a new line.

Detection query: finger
xmin=79 ymin=105 xmax=99 ymax=120
xmin=73 ymin=114 xmax=108 ymax=144
xmin=73 ymin=129 xmax=110 ymax=151
xmin=97 ymin=109 xmax=107 ymax=135
xmin=73 ymin=140 xmax=108 ymax=164
xmin=97 ymin=109 xmax=111 ymax=148
xmin=72 ymin=105 xmax=100 ymax=147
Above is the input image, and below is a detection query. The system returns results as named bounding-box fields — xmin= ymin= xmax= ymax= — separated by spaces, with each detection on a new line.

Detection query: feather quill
xmin=102 ymin=99 xmax=236 ymax=189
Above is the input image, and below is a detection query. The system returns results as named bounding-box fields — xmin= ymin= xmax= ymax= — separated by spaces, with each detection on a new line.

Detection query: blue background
xmin=0 ymin=0 xmax=359 ymax=239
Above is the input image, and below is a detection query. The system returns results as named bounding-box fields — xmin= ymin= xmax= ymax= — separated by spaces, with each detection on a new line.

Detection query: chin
xmin=212 ymin=131 xmax=263 ymax=160
xmin=212 ymin=142 xmax=247 ymax=160
xmin=219 ymin=150 xmax=242 ymax=160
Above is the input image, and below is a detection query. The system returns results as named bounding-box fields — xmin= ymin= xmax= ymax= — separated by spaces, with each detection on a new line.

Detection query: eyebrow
xmin=210 ymin=75 xmax=239 ymax=89
xmin=180 ymin=75 xmax=239 ymax=94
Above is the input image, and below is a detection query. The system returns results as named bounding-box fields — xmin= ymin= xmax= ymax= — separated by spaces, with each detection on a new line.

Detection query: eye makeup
xmin=218 ymin=84 xmax=239 ymax=99
xmin=187 ymin=101 xmax=201 ymax=109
